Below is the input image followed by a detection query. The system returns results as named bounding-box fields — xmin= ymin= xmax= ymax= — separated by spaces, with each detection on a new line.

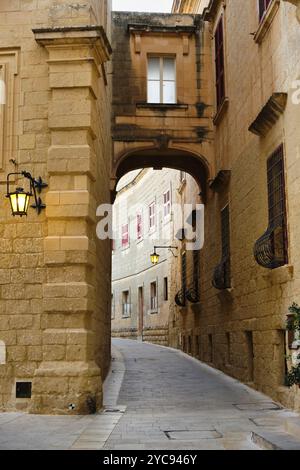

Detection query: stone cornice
xmin=282 ymin=0 xmax=300 ymax=22
xmin=127 ymin=23 xmax=198 ymax=35
xmin=33 ymin=26 xmax=112 ymax=62
xmin=204 ymin=0 xmax=225 ymax=21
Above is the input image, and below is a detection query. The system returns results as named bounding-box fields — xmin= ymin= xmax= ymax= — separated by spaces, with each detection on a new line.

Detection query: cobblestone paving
xmin=103 ymin=339 xmax=299 ymax=450
xmin=0 ymin=338 xmax=299 ymax=450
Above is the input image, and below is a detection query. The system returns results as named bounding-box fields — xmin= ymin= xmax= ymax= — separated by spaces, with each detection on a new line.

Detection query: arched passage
xmin=111 ymin=146 xmax=210 ymax=203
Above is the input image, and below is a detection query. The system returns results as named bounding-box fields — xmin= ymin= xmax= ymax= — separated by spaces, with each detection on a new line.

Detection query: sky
xmin=112 ymin=0 xmax=173 ymax=13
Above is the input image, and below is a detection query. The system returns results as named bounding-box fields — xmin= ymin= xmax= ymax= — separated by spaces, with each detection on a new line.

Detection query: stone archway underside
xmin=112 ymin=147 xmax=210 ymax=202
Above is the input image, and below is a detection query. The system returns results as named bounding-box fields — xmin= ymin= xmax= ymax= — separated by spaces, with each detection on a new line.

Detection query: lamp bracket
xmin=6 ymin=170 xmax=47 ymax=216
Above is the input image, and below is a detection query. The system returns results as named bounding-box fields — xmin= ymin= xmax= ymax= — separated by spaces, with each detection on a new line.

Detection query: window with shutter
xmin=163 ymin=190 xmax=171 ymax=218
xmin=259 ymin=0 xmax=272 ymax=22
xmin=214 ymin=16 xmax=226 ymax=109
xmin=121 ymin=223 xmax=129 ymax=248
xmin=149 ymin=202 xmax=156 ymax=230
xmin=137 ymin=213 xmax=142 ymax=240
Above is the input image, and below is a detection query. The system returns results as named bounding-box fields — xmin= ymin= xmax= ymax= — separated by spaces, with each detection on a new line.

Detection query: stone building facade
xmin=0 ymin=0 xmax=300 ymax=416
xmin=111 ymin=168 xmax=182 ymax=345
xmin=0 ymin=1 xmax=112 ymax=414
xmin=170 ymin=0 xmax=300 ymax=410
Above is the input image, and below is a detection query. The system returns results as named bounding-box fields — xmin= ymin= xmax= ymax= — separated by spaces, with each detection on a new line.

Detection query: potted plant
xmin=285 ymin=303 xmax=300 ymax=389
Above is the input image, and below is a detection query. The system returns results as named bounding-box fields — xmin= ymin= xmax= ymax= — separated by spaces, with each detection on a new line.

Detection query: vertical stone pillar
xmin=30 ymin=27 xmax=111 ymax=414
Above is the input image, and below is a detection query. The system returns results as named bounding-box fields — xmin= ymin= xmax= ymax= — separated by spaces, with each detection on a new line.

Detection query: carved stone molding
xmin=283 ymin=0 xmax=300 ymax=23
xmin=0 ymin=49 xmax=20 ymax=175
xmin=33 ymin=26 xmax=112 ymax=64
xmin=248 ymin=93 xmax=288 ymax=137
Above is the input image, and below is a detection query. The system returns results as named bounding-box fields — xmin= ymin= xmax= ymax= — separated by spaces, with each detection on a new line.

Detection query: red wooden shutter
xmin=259 ymin=0 xmax=272 ymax=21
xmin=122 ymin=224 xmax=129 ymax=248
xmin=137 ymin=213 xmax=142 ymax=240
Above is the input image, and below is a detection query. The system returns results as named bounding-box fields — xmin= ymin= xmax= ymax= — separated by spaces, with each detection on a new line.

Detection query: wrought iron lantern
xmin=6 ymin=171 xmax=47 ymax=217
xmin=150 ymin=245 xmax=178 ymax=265
xmin=150 ymin=250 xmax=160 ymax=265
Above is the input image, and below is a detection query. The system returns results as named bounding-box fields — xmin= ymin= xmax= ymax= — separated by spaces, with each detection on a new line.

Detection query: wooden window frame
xmin=258 ymin=0 xmax=272 ymax=22
xmin=150 ymin=281 xmax=158 ymax=311
xmin=163 ymin=189 xmax=171 ymax=218
xmin=147 ymin=56 xmax=177 ymax=104
xmin=122 ymin=290 xmax=131 ymax=318
xmin=149 ymin=201 xmax=156 ymax=231
xmin=121 ymin=223 xmax=129 ymax=249
xmin=136 ymin=212 xmax=143 ymax=241
xmin=214 ymin=16 xmax=226 ymax=110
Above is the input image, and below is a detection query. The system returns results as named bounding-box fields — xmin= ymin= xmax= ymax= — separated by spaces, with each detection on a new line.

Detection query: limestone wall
xmin=112 ymin=168 xmax=180 ymax=345
xmin=0 ymin=1 xmax=112 ymax=414
xmin=169 ymin=0 xmax=300 ymax=411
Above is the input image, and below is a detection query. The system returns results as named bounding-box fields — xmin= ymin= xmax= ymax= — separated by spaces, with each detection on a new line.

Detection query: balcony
xmin=254 ymin=223 xmax=288 ymax=269
xmin=212 ymin=257 xmax=231 ymax=290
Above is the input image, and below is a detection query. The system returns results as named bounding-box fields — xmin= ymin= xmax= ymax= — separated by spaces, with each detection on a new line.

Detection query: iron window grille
xmin=186 ymin=249 xmax=200 ymax=303
xmin=213 ymin=205 xmax=231 ymax=290
xmin=254 ymin=144 xmax=288 ymax=269
xmin=175 ymin=251 xmax=187 ymax=306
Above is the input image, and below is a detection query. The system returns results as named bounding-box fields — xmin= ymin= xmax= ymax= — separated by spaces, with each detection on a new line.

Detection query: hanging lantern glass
xmin=7 ymin=187 xmax=32 ymax=216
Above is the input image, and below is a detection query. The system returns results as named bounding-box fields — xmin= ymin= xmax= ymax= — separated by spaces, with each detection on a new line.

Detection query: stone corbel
xmin=248 ymin=93 xmax=288 ymax=136
xmin=283 ymin=0 xmax=300 ymax=23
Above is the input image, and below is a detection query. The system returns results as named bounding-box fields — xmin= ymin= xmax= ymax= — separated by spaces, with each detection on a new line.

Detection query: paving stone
xmin=1 ymin=339 xmax=300 ymax=450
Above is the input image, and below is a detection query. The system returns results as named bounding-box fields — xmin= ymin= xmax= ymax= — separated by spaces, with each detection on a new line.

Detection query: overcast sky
xmin=112 ymin=0 xmax=173 ymax=13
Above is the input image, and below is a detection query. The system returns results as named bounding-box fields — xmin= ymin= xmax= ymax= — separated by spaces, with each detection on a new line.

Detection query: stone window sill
xmin=136 ymin=103 xmax=188 ymax=110
xmin=148 ymin=309 xmax=158 ymax=314
xmin=213 ymin=97 xmax=229 ymax=126
xmin=262 ymin=264 xmax=294 ymax=285
xmin=254 ymin=0 xmax=280 ymax=44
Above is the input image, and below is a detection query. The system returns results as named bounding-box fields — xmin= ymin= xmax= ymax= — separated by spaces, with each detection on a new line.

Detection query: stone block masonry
xmin=0 ymin=1 xmax=112 ymax=414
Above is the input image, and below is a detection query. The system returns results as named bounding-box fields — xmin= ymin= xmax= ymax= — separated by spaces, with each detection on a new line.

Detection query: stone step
xmin=251 ymin=430 xmax=300 ymax=450
xmin=285 ymin=418 xmax=300 ymax=440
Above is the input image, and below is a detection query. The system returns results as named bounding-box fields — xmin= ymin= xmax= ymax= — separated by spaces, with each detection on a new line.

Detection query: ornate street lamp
xmin=150 ymin=249 xmax=160 ymax=265
xmin=6 ymin=171 xmax=47 ymax=217
xmin=150 ymin=245 xmax=178 ymax=265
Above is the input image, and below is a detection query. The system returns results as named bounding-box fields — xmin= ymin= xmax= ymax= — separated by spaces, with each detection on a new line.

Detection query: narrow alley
xmin=1 ymin=339 xmax=300 ymax=450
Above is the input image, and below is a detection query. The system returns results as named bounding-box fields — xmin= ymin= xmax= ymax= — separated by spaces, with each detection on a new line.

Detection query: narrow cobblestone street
xmin=1 ymin=338 xmax=300 ymax=450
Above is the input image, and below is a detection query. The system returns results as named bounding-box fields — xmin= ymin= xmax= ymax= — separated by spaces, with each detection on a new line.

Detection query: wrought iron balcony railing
xmin=253 ymin=223 xmax=287 ymax=269
xmin=186 ymin=283 xmax=200 ymax=303
xmin=212 ymin=257 xmax=231 ymax=290
xmin=175 ymin=287 xmax=186 ymax=307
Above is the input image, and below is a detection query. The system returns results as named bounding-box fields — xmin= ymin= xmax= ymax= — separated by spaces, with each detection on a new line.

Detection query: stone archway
xmin=111 ymin=145 xmax=211 ymax=203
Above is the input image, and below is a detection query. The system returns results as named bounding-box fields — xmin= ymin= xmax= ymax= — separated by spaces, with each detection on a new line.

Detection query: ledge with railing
xmin=212 ymin=256 xmax=231 ymax=290
xmin=253 ymin=222 xmax=287 ymax=269
xmin=175 ymin=287 xmax=186 ymax=307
